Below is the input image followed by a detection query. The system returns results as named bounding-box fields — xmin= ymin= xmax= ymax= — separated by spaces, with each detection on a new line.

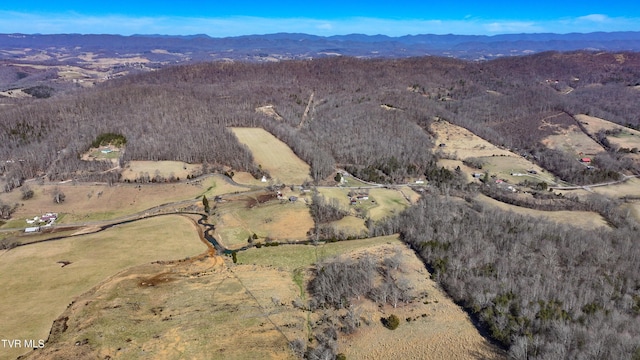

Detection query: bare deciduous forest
xmin=370 ymin=192 xmax=640 ymax=359
xmin=2 ymin=51 xmax=640 ymax=359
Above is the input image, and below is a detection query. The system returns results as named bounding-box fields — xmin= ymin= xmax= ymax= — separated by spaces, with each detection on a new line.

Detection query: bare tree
xmin=52 ymin=187 xmax=65 ymax=204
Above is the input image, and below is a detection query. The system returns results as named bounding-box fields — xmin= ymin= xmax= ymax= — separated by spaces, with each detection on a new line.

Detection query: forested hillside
xmin=370 ymin=192 xmax=640 ymax=359
xmin=2 ymin=51 xmax=639 ymax=189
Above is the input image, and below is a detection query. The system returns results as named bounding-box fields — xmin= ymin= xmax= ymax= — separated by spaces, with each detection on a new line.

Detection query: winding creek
xmin=11 ymin=211 xmax=239 ymax=254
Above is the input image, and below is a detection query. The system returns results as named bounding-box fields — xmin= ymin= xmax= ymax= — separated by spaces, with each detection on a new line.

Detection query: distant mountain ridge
xmin=1 ymin=31 xmax=640 ymax=61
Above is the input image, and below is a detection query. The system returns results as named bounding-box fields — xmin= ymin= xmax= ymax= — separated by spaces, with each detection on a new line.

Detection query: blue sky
xmin=1 ymin=1 xmax=639 ymax=36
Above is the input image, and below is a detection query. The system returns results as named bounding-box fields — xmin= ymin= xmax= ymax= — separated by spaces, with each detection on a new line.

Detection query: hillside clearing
xmin=430 ymin=119 xmax=514 ymax=159
xmin=541 ymin=125 xmax=606 ymax=157
xmin=336 ymin=241 xmax=504 ymax=360
xmin=231 ymin=127 xmax=311 ymax=184
xmin=475 ymin=193 xmax=609 ymax=229
xmin=121 ymin=160 xmax=202 ymax=181
xmin=576 ymin=114 xmax=640 ymax=150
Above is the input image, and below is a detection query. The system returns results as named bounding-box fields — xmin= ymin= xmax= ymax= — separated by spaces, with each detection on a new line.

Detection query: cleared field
xmin=438 ymin=159 xmax=477 ymax=183
xmin=629 ymin=202 xmax=640 ymax=222
xmin=327 ymin=215 xmax=368 ymax=237
xmin=0 ymin=215 xmax=206 ymax=360
xmin=336 ymin=242 xmax=504 ymax=360
xmin=19 ymin=258 xmax=301 ymax=360
xmin=480 ymin=155 xmax=556 ymax=185
xmin=475 ymin=193 xmax=609 ymax=229
xmin=214 ymin=195 xmax=314 ymax=249
xmin=541 ymin=125 xmax=606 ymax=157
xmin=230 ymin=127 xmax=311 ymax=184
xmin=238 ymin=235 xmax=401 ymax=270
xmin=318 ymin=187 xmax=352 ymax=208
xmin=430 ymin=119 xmax=514 ymax=159
xmin=576 ymin=114 xmax=640 ymax=150
xmin=398 ymin=186 xmax=422 ymax=203
xmin=0 ymin=175 xmax=245 ymax=227
xmin=339 ymin=174 xmax=373 ymax=187
xmin=121 ymin=160 xmax=202 ymax=181
xmin=318 ymin=187 xmax=413 ymax=222
xmin=367 ymin=188 xmax=412 ymax=221
xmin=231 ymin=171 xmax=266 ymax=186
xmin=559 ymin=177 xmax=640 ymax=199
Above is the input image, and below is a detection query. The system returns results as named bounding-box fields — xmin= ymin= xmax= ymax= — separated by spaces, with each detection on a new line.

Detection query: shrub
xmin=463 ymin=157 xmax=485 ymax=169
xmin=21 ymin=185 xmax=34 ymax=200
xmin=381 ymin=314 xmax=400 ymax=330
xmin=23 ymin=85 xmax=54 ymax=98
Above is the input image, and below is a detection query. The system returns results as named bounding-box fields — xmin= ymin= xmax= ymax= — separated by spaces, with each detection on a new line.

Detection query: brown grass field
xmin=630 ymin=202 xmax=640 ymax=223
xmin=13 ymin=231 xmax=506 ymax=360
xmin=479 ymin=156 xmax=557 ymax=185
xmin=120 ymin=160 xmax=203 ymax=181
xmin=0 ymin=175 xmax=246 ymax=228
xmin=576 ymin=114 xmax=640 ymax=150
xmin=0 ymin=215 xmax=206 ymax=360
xmin=230 ymin=127 xmax=312 ymax=184
xmin=214 ymin=193 xmax=314 ymax=249
xmin=475 ymin=193 xmax=609 ymax=229
xmin=541 ymin=125 xmax=606 ymax=157
xmin=18 ymin=256 xmax=302 ymax=360
xmin=240 ymin=236 xmax=504 ymax=360
xmin=431 ymin=120 xmax=557 ymax=187
xmin=328 ymin=215 xmax=368 ymax=236
xmin=335 ymin=242 xmax=504 ymax=360
xmin=367 ymin=188 xmax=414 ymax=221
xmin=231 ymin=171 xmax=266 ymax=186
xmin=554 ymin=177 xmax=640 ymax=199
xmin=430 ymin=119 xmax=514 ymax=159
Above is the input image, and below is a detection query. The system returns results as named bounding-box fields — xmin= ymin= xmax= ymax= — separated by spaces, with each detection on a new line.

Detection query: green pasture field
xmin=237 ymin=235 xmax=401 ymax=270
xmin=318 ymin=187 xmax=412 ymax=222
xmin=367 ymin=188 xmax=411 ymax=221
xmin=214 ymin=195 xmax=314 ymax=250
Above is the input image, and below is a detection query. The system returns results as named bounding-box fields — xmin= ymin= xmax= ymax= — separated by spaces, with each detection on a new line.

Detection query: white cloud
xmin=315 ymin=23 xmax=332 ymax=31
xmin=577 ymin=14 xmax=610 ymax=23
xmin=0 ymin=11 xmax=638 ymax=36
xmin=485 ymin=21 xmax=540 ymax=34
